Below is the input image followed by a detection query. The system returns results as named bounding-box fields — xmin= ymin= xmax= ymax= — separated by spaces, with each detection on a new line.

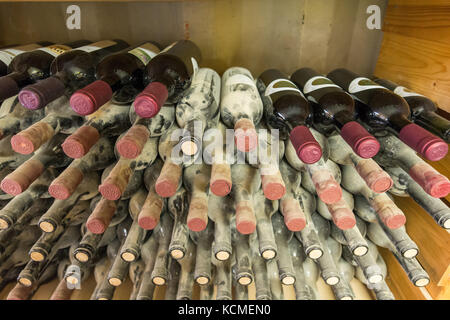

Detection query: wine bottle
xmin=257 ymin=68 xmax=322 ymax=163
xmin=10 ymin=96 xmax=84 ymax=154
xmin=316 ymin=187 xmax=357 ymax=231
xmin=90 ymin=256 xmax=112 ymax=300
xmin=250 ymin=234 xmax=271 ymax=300
xmin=0 ymin=95 xmax=45 ymax=139
xmin=137 ymin=159 xmax=165 ymax=230
xmin=70 ymin=42 xmax=161 ymax=115
xmin=327 ymin=132 xmax=393 ymax=193
xmin=266 ymin=259 xmax=284 ymax=300
xmin=167 ymin=187 xmax=189 ymax=260
xmin=374 ymin=133 xmax=450 ymax=198
xmin=374 ymin=78 xmax=450 ymax=143
xmin=220 ymin=67 xmax=263 ymax=152
xmin=98 ymin=136 xmax=158 ymax=201
xmin=164 ymin=258 xmax=181 ymax=300
xmin=327 ymin=209 xmax=368 ymax=257
xmin=294 ymin=188 xmax=324 ymax=260
xmin=329 ymin=241 xmax=355 ymax=300
xmin=208 ymin=194 xmax=233 ymax=261
xmin=312 ymin=212 xmax=341 ymax=285
xmin=0 ymin=42 xmax=53 ymax=77
xmin=107 ymin=220 xmax=131 ymax=287
xmin=302 ymin=257 xmax=320 ymax=299
xmin=191 ymin=221 xmax=213 ymax=285
xmin=176 ymin=68 xmax=221 ymax=156
xmin=86 ymin=197 xmax=121 ymax=235
xmin=62 ymin=101 xmax=130 ymax=158
xmin=128 ymin=259 xmax=145 ymax=300
xmin=231 ymin=224 xmax=254 ymax=286
xmin=183 ymin=163 xmax=211 ymax=232
xmin=340 ymin=163 xmax=406 ymax=229
xmin=176 ymin=237 xmax=196 ymax=300
xmin=133 ymin=40 xmax=201 ymax=118
xmin=136 ymin=233 xmax=158 ymax=300
xmin=272 ymin=211 xmax=296 ymax=285
xmin=353 ymin=193 xmax=420 ymax=258
xmin=279 ymin=160 xmax=306 ymax=231
xmin=0 ymin=133 xmax=70 ymax=196
xmin=384 ymin=165 xmax=450 ymax=229
xmin=291 ymin=68 xmax=379 ymax=158
xmin=49 ymin=137 xmax=114 ymax=200
xmin=246 ymin=124 xmax=286 ymax=200
xmin=284 ymin=130 xmax=343 ymax=204
xmin=116 ymin=102 xmax=175 ymax=159
xmin=0 ymin=168 xmax=58 ymax=229
xmin=0 ymin=135 xmax=31 ymax=172
xmin=367 ymin=225 xmax=430 ymax=287
xmin=0 ymin=40 xmax=90 ymax=102
xmin=230 ymin=163 xmax=261 ymax=234
xmin=74 ymin=223 xmax=117 ymax=263
xmin=327 ymin=68 xmax=448 ymax=161
xmin=50 ymin=259 xmax=74 ymax=300
xmin=232 ymin=257 xmax=249 ymax=299
xmin=203 ymin=121 xmax=232 ymax=197
xmin=19 ymin=40 xmax=129 ymax=110
xmin=38 ymin=174 xmax=98 ymax=233
xmin=212 ymin=255 xmax=232 ymax=300
xmin=288 ymin=237 xmax=313 ymax=300
xmin=151 ymin=212 xmax=173 ymax=286
xmin=253 ymin=189 xmax=278 ymax=260
xmin=155 ymin=123 xmax=185 ymax=197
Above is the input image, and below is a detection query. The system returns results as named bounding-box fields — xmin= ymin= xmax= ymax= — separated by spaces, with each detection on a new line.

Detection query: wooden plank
xmin=383 ymin=1 xmax=450 ymax=46
xmin=374 ymin=32 xmax=450 ymax=113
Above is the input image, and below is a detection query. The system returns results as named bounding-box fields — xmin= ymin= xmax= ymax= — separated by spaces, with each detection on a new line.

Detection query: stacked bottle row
xmin=0 ymin=39 xmax=448 ymax=300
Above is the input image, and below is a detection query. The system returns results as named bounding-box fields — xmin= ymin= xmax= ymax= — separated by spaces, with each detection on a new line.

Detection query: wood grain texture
xmin=0 ymin=0 xmax=386 ymax=76
xmin=374 ymin=32 xmax=450 ymax=113
xmin=383 ymin=1 xmax=450 ymax=45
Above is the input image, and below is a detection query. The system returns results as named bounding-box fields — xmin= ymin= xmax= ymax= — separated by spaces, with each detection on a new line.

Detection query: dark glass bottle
xmin=18 ymin=40 xmax=129 ymax=110
xmin=374 ymin=78 xmax=450 ymax=143
xmin=133 ymin=40 xmax=201 ymax=118
xmin=257 ymin=69 xmax=322 ymax=164
xmin=327 ymin=68 xmax=448 ymax=161
xmin=0 ymin=42 xmax=53 ymax=77
xmin=70 ymin=42 xmax=161 ymax=115
xmin=291 ymin=68 xmax=380 ymax=159
xmin=0 ymin=41 xmax=89 ymax=102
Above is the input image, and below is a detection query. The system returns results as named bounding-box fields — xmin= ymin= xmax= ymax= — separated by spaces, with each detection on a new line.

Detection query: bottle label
xmin=36 ymin=44 xmax=72 ymax=57
xmin=0 ymin=43 xmax=44 ymax=65
xmin=264 ymin=78 xmax=304 ymax=98
xmin=303 ymin=75 xmax=340 ymax=94
xmin=348 ymin=77 xmax=385 ymax=93
xmin=76 ymin=40 xmax=117 ymax=53
xmin=225 ymin=74 xmax=257 ymax=88
xmin=394 ymin=86 xmax=424 ymax=98
xmin=128 ymin=43 xmax=159 ymax=65
xmin=191 ymin=57 xmax=199 ymax=77
xmin=160 ymin=41 xmax=177 ymax=54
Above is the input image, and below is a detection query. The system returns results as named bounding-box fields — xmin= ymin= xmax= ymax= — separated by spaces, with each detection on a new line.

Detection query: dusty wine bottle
xmin=18 ymin=40 xmax=129 ymax=110
xmin=374 ymin=78 xmax=450 ymax=143
xmin=70 ymin=42 xmax=161 ymax=115
xmin=133 ymin=40 xmax=201 ymax=118
xmin=327 ymin=68 xmax=448 ymax=161
xmin=0 ymin=40 xmax=90 ymax=102
xmin=257 ymin=69 xmax=322 ymax=163
xmin=291 ymin=68 xmax=379 ymax=158
xmin=0 ymin=42 xmax=53 ymax=77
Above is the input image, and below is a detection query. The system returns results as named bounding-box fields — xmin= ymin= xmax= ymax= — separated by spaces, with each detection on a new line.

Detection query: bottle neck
xmin=333 ymin=110 xmax=355 ymax=129
xmin=100 ymin=73 xmax=122 ymax=92
xmin=389 ymin=113 xmax=413 ymax=133
xmin=7 ymin=71 xmax=31 ymax=88
xmin=415 ymin=111 xmax=450 ymax=142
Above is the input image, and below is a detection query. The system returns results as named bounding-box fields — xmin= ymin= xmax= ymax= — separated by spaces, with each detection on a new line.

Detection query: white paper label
xmin=128 ymin=46 xmax=158 ymax=65
xmin=77 ymin=40 xmax=116 ymax=53
xmin=0 ymin=49 xmax=24 ymax=65
xmin=225 ymin=74 xmax=257 ymax=88
xmin=348 ymin=77 xmax=385 ymax=94
xmin=394 ymin=86 xmax=424 ymax=98
xmin=264 ymin=78 xmax=304 ymax=98
xmin=37 ymin=44 xmax=72 ymax=57
xmin=303 ymin=75 xmax=340 ymax=94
